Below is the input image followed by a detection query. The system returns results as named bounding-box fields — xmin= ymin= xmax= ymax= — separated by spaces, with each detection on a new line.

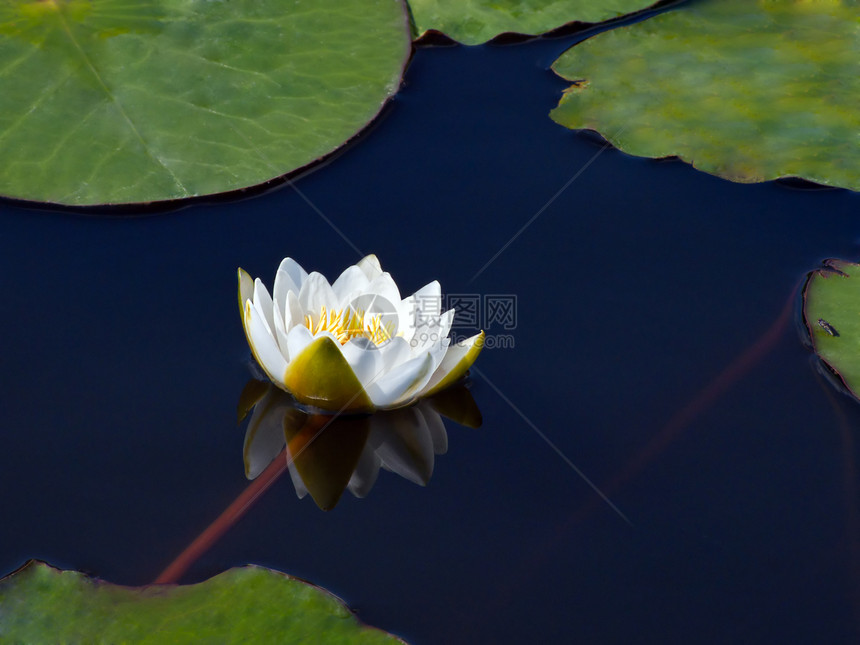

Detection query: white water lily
xmin=238 ymin=255 xmax=484 ymax=412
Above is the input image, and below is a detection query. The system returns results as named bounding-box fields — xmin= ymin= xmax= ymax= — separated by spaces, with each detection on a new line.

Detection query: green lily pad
xmin=551 ymin=0 xmax=860 ymax=191
xmin=0 ymin=560 xmax=405 ymax=643
xmin=803 ymin=260 xmax=860 ymax=400
xmin=409 ymin=0 xmax=660 ymax=45
xmin=0 ymin=0 xmax=410 ymax=206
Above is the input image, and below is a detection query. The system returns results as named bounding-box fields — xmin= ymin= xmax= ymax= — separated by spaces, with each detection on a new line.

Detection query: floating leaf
xmin=551 ymin=0 xmax=860 ymax=191
xmin=0 ymin=0 xmax=410 ymax=206
xmin=803 ymin=260 xmax=860 ymax=400
xmin=0 ymin=561 xmax=405 ymax=643
xmin=409 ymin=0 xmax=662 ymax=45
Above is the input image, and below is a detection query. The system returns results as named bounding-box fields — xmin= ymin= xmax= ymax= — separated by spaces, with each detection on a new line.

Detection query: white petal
xmin=273 ymin=270 xmax=300 ymax=308
xmin=410 ymin=318 xmax=453 ymax=377
xmin=398 ymin=283 xmax=442 ymax=343
xmin=253 ymin=279 xmax=275 ymax=334
xmin=340 ymin=338 xmax=385 ymax=389
xmin=285 ymin=324 xmax=314 ymax=362
xmin=348 ymin=291 xmax=401 ymax=342
xmin=276 ymin=258 xmax=308 ymax=296
xmin=331 ymin=265 xmax=370 ymax=305
xmin=406 ymin=281 xmax=442 ymax=319
xmin=419 ymin=331 xmax=484 ymax=396
xmin=315 ymin=330 xmax=341 ymax=345
xmin=366 ymin=272 xmax=402 ymax=306
xmin=378 ymin=336 xmax=412 ymax=371
xmin=272 ymin=302 xmax=291 ymax=360
xmin=395 ymin=298 xmax=417 ymax=342
xmin=437 ymin=308 xmax=454 ymax=341
xmin=428 ymin=337 xmax=449 ymax=373
xmin=284 ymin=290 xmax=304 ymax=330
xmin=299 ymin=272 xmax=338 ymax=314
xmin=366 ymin=352 xmax=435 ymax=409
xmin=357 ymin=254 xmax=383 ymax=281
xmin=409 ymin=308 xmax=454 ymax=354
xmin=245 ymin=301 xmax=288 ymax=388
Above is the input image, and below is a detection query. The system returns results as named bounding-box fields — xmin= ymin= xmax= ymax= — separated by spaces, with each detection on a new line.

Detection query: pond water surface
xmin=2 ymin=25 xmax=860 ymax=644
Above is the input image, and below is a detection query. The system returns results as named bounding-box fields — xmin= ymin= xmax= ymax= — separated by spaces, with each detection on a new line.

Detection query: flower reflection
xmin=239 ymin=379 xmax=481 ymax=510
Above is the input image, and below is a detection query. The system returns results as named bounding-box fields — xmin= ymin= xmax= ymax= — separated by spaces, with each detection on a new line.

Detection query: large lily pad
xmin=409 ymin=0 xmax=659 ymax=45
xmin=551 ymin=0 xmax=860 ymax=191
xmin=0 ymin=0 xmax=410 ymax=206
xmin=803 ymin=260 xmax=860 ymax=400
xmin=0 ymin=561 xmax=405 ymax=643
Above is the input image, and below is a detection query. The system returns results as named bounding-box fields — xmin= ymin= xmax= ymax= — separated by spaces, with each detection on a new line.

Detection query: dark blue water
xmin=2 ymin=28 xmax=860 ymax=644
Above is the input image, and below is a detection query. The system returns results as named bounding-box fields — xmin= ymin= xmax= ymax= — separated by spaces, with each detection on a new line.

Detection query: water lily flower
xmin=238 ymin=255 xmax=483 ymax=412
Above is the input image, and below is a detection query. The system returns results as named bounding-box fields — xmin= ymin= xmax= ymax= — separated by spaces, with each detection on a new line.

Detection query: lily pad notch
xmin=408 ymin=0 xmax=679 ymax=46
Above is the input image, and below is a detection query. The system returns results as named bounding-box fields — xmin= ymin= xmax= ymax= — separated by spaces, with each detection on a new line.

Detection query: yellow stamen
xmin=304 ymin=306 xmax=397 ymax=346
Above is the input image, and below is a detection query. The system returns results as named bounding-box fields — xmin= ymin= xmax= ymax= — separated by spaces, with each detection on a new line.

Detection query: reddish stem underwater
xmin=153 ymin=447 xmax=288 ymax=585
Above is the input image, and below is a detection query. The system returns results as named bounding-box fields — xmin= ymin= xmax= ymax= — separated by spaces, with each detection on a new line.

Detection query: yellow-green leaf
xmin=0 ymin=561 xmax=405 ymax=643
xmin=410 ymin=0 xmax=662 ymax=45
xmin=551 ymin=0 xmax=860 ymax=191
xmin=284 ymin=336 xmax=375 ymax=412
xmin=803 ymin=260 xmax=860 ymax=400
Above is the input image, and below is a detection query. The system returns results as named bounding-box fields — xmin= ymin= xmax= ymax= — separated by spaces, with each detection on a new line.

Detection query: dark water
xmin=2 ymin=27 xmax=860 ymax=644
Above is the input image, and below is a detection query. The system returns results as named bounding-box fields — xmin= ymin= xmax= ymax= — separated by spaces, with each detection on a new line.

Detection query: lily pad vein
xmin=0 ymin=43 xmax=39 ymax=80
xmin=171 ymin=48 xmax=284 ymax=86
xmin=54 ymin=4 xmax=190 ymax=196
xmin=0 ymin=67 xmax=73 ymax=148
xmin=231 ymin=125 xmax=280 ymax=175
xmin=38 ymin=102 xmax=104 ymax=167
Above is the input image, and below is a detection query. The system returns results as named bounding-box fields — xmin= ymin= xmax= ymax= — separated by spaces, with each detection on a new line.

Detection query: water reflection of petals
xmin=239 ymin=380 xmax=481 ymax=510
xmin=242 ymin=385 xmax=289 ymax=480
